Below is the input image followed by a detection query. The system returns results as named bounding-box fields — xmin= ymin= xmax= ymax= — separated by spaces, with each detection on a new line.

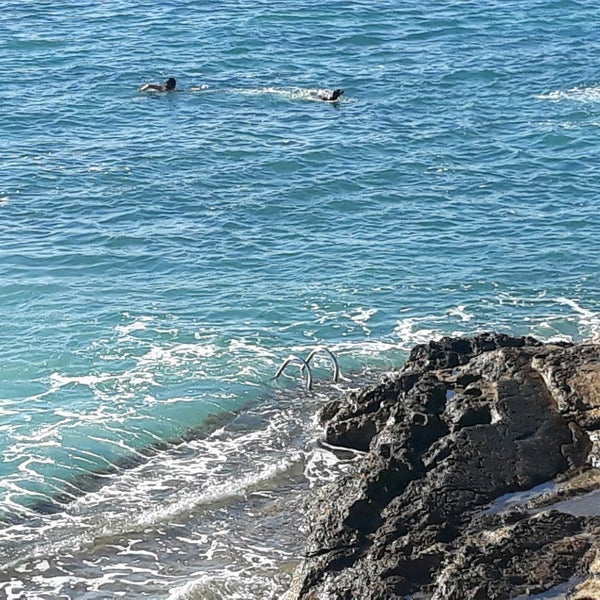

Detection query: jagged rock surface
xmin=287 ymin=333 xmax=600 ymax=600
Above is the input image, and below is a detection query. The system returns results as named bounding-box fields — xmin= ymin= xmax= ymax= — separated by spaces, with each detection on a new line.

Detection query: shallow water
xmin=1 ymin=0 xmax=600 ymax=597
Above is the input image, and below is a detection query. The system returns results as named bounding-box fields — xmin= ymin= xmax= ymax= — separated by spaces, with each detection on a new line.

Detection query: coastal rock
xmin=287 ymin=333 xmax=600 ymax=600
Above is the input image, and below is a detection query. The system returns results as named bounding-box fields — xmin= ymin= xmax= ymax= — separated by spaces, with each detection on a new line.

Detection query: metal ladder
xmin=273 ymin=346 xmax=340 ymax=391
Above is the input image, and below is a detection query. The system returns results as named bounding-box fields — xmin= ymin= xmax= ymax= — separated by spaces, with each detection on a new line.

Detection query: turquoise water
xmin=1 ymin=1 xmax=600 ymax=597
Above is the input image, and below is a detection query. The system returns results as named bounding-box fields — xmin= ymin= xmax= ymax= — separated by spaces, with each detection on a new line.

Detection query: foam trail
xmin=555 ymin=297 xmax=600 ymax=340
xmin=536 ymin=86 xmax=600 ymax=103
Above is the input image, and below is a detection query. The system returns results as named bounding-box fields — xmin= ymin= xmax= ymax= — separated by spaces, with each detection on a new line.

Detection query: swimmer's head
xmin=165 ymin=78 xmax=176 ymax=91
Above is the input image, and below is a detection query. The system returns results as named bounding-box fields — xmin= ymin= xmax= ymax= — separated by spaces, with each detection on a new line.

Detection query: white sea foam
xmin=447 ymin=305 xmax=474 ymax=322
xmin=137 ymin=342 xmax=217 ymax=367
xmin=536 ymin=86 xmax=600 ymax=103
xmin=346 ymin=307 xmax=378 ymax=334
xmin=49 ymin=372 xmax=116 ymax=388
xmin=114 ymin=315 xmax=152 ymax=336
xmin=304 ymin=443 xmax=364 ymax=487
xmin=0 ymin=377 xmax=338 ymax=599
xmin=555 ymin=297 xmax=600 ymax=340
xmin=393 ymin=317 xmax=444 ymax=350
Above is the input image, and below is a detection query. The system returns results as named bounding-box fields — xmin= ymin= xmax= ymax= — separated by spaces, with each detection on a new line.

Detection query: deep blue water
xmin=1 ymin=1 xmax=599 ymax=597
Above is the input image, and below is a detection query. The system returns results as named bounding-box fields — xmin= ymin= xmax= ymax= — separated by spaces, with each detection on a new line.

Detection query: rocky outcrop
xmin=287 ymin=333 xmax=600 ymax=600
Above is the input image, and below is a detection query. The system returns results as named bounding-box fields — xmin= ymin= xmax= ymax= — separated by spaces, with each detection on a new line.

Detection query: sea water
xmin=1 ymin=1 xmax=599 ymax=597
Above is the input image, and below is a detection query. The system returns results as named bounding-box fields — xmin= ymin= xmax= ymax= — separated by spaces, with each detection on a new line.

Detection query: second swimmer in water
xmin=317 ymin=88 xmax=344 ymax=102
xmin=139 ymin=77 xmax=177 ymax=92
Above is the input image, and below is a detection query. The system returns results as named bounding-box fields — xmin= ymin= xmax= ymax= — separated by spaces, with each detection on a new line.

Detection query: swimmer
xmin=139 ymin=77 xmax=177 ymax=92
xmin=317 ymin=88 xmax=344 ymax=102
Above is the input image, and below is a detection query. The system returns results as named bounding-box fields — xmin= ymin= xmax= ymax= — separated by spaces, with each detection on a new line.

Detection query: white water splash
xmin=536 ymin=86 xmax=600 ymax=103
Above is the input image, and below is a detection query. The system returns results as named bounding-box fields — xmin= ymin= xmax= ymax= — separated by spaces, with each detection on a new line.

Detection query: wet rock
xmin=287 ymin=334 xmax=600 ymax=600
xmin=432 ymin=511 xmax=599 ymax=600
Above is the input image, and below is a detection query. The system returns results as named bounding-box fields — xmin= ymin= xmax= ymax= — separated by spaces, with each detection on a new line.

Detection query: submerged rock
xmin=287 ymin=333 xmax=600 ymax=600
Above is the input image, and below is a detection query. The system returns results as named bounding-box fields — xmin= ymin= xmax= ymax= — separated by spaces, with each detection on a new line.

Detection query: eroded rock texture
xmin=287 ymin=334 xmax=600 ymax=600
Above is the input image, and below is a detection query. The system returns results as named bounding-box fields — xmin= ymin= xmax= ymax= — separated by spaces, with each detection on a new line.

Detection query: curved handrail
xmin=273 ymin=354 xmax=313 ymax=390
xmin=302 ymin=346 xmax=340 ymax=383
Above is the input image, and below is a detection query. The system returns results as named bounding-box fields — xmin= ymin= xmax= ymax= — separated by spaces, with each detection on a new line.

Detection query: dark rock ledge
xmin=286 ymin=333 xmax=600 ymax=600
